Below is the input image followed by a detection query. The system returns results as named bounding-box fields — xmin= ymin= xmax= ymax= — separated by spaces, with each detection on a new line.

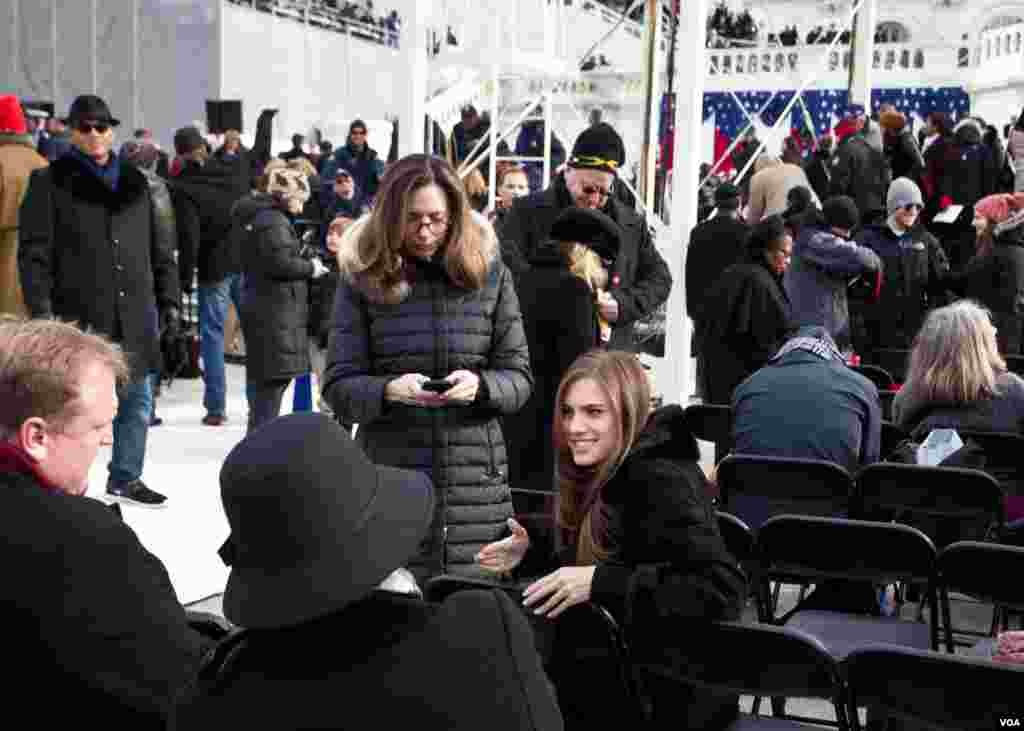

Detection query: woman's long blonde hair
xmin=905 ymin=300 xmax=1006 ymax=405
xmin=553 ymin=351 xmax=651 ymax=565
xmin=560 ymin=242 xmax=609 ymax=292
xmin=346 ymin=154 xmax=489 ymax=303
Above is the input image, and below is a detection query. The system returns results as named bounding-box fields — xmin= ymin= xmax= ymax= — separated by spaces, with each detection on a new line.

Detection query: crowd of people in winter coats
xmin=7 ymin=84 xmax=1024 ymax=731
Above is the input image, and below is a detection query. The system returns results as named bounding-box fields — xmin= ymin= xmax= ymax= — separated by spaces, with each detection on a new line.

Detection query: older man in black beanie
xmin=684 ymin=182 xmax=750 ymax=399
xmin=500 ymin=123 xmax=671 ymax=352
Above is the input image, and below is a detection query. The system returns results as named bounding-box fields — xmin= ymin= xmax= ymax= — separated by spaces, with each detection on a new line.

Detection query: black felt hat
xmin=569 ymin=122 xmax=625 ymax=174
xmin=64 ymin=94 xmax=120 ymax=127
xmin=549 ymin=207 xmax=622 ymax=262
xmin=822 ymin=195 xmax=860 ymax=231
xmin=218 ymin=413 xmax=434 ymax=629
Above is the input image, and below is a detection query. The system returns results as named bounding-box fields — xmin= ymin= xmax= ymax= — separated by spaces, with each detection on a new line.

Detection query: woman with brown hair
xmin=478 ymin=350 xmax=746 ymax=728
xmin=323 ymin=154 xmax=532 ymax=581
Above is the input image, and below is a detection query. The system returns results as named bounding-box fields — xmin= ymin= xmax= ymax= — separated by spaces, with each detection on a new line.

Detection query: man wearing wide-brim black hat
xmin=175 ymin=413 xmax=563 ymax=731
xmin=18 ymin=94 xmax=180 ymax=508
xmin=499 ymin=121 xmax=672 ymax=352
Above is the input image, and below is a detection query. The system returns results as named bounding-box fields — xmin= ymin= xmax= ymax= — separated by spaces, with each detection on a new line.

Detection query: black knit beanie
xmin=569 ymin=122 xmax=625 ymax=174
xmin=822 ymin=195 xmax=860 ymax=231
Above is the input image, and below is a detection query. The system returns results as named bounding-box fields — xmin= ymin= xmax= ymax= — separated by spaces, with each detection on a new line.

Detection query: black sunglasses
xmin=76 ymin=121 xmax=110 ymax=135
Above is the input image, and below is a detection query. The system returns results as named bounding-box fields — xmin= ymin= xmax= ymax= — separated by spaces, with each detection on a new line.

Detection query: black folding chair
xmin=851 ymin=364 xmax=895 ymax=391
xmin=716 ymin=511 xmax=754 ymax=567
xmin=852 ymin=463 xmax=1005 ymax=550
xmin=1005 ymin=353 xmax=1024 ymax=377
xmin=716 ymin=454 xmax=854 ymax=531
xmin=880 ymin=420 xmax=909 ymax=460
xmin=870 ymin=347 xmax=910 ymax=382
xmin=425 ymin=574 xmax=649 ymax=726
xmin=683 ymin=403 xmax=733 ymax=464
xmin=938 ymin=541 xmax=1024 ymax=652
xmin=845 ymin=645 xmax=1024 ymax=731
xmin=637 ymin=620 xmax=851 ymax=729
xmin=757 ymin=515 xmax=942 ymax=655
xmin=877 ymin=389 xmax=896 ymax=421
xmin=953 ymin=429 xmax=1024 ymax=500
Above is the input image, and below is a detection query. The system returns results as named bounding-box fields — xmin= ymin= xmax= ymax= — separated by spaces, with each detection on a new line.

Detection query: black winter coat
xmin=804 ymin=152 xmax=831 ymax=203
xmin=521 ymin=406 xmax=746 ymax=729
xmin=500 ymin=175 xmax=672 ymax=351
xmin=938 ymin=124 xmax=999 ymax=212
xmin=685 ymin=214 xmax=750 ymax=325
xmin=234 ymin=194 xmax=315 ymax=383
xmin=829 ymin=133 xmax=891 ymax=221
xmin=965 ymin=223 xmax=1024 ymax=320
xmin=171 ymin=159 xmax=249 ymax=286
xmin=173 ymin=589 xmax=563 ymax=731
xmin=854 ymin=222 xmax=950 ymax=351
xmin=0 ymin=463 xmax=207 ymax=729
xmin=698 ymin=259 xmax=792 ymax=405
xmin=18 ymin=154 xmax=180 ymax=378
xmin=324 ymin=215 xmax=533 ymax=580
xmin=504 ymin=246 xmax=598 ymax=496
xmin=885 ymin=128 xmax=926 ymax=184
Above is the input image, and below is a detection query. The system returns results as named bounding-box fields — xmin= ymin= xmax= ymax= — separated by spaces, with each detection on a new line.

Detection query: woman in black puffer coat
xmin=235 ymin=161 xmax=330 ymax=432
xmin=324 ymin=154 xmax=533 ymax=582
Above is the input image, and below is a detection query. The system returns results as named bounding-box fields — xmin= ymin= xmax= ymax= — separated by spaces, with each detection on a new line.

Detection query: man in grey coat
xmin=784 ymin=196 xmax=881 ymax=350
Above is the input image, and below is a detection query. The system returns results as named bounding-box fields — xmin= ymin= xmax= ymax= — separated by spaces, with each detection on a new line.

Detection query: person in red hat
xmin=0 ymin=95 xmax=47 ymax=317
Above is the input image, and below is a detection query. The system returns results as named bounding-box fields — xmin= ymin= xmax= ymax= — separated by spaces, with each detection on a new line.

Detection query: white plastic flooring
xmin=85 ymin=363 xmax=255 ymax=605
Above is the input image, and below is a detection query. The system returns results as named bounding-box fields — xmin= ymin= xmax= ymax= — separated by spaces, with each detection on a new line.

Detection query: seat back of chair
xmin=851 ymin=364 xmax=895 ymax=390
xmin=953 ymin=430 xmax=1024 ymax=498
xmin=757 ymin=514 xmax=937 ymax=586
xmin=684 ymin=403 xmax=733 ymax=463
xmin=853 ymin=463 xmax=1005 ymax=548
xmin=548 ymin=602 xmax=649 ymax=725
xmin=938 ymin=541 xmax=1024 ymax=612
xmin=716 ymin=511 xmax=754 ymax=566
xmin=871 ymin=348 xmax=910 ymax=382
xmin=880 ymin=420 xmax=910 ymax=459
xmin=639 ymin=620 xmax=844 ymax=701
xmin=716 ymin=454 xmax=854 ymax=530
xmin=1005 ymin=354 xmax=1024 ymax=377
xmin=845 ymin=645 xmax=1024 ymax=731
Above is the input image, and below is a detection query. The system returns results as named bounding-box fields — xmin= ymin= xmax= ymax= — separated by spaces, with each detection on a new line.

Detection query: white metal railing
xmin=704 ymin=41 xmax=960 ymax=80
xmin=224 ymin=0 xmax=397 ymax=46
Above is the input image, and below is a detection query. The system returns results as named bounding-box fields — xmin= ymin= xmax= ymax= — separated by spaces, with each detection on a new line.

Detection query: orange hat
xmin=0 ymin=95 xmax=28 ymax=135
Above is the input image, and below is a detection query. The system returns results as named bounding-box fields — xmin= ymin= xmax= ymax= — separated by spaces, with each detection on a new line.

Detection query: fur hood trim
xmin=336 ymin=209 xmax=499 ymax=304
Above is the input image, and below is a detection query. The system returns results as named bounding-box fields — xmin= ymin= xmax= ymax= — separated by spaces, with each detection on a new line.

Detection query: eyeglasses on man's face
xmin=76 ymin=121 xmax=110 ymax=135
xmin=406 ymin=212 xmax=450 ymax=234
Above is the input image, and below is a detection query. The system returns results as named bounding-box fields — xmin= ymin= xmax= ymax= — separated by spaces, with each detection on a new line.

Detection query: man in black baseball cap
xmin=500 ymin=121 xmax=671 ymax=352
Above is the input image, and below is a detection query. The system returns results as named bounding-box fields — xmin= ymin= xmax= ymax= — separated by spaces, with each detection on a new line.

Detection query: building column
xmin=849 ymin=0 xmax=877 ymax=107
xmin=661 ymin=0 xmax=708 ymax=404
xmin=396 ymin=0 xmax=433 ymax=158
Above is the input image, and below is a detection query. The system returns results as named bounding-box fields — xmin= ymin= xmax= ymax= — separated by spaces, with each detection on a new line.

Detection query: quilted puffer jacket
xmin=323 ymin=213 xmax=533 ymax=580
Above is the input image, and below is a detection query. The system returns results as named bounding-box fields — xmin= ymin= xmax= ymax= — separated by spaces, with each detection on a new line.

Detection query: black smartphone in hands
xmin=422 ymin=379 xmax=453 ymax=393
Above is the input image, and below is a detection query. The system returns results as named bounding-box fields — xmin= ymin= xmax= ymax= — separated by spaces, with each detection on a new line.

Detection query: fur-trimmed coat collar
xmin=49 ymin=153 xmax=147 ymax=210
xmin=336 ymin=210 xmax=500 ymax=304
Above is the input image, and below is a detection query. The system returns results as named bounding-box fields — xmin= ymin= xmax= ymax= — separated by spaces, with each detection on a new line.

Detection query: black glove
xmin=161 ymin=307 xmax=181 ymax=339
